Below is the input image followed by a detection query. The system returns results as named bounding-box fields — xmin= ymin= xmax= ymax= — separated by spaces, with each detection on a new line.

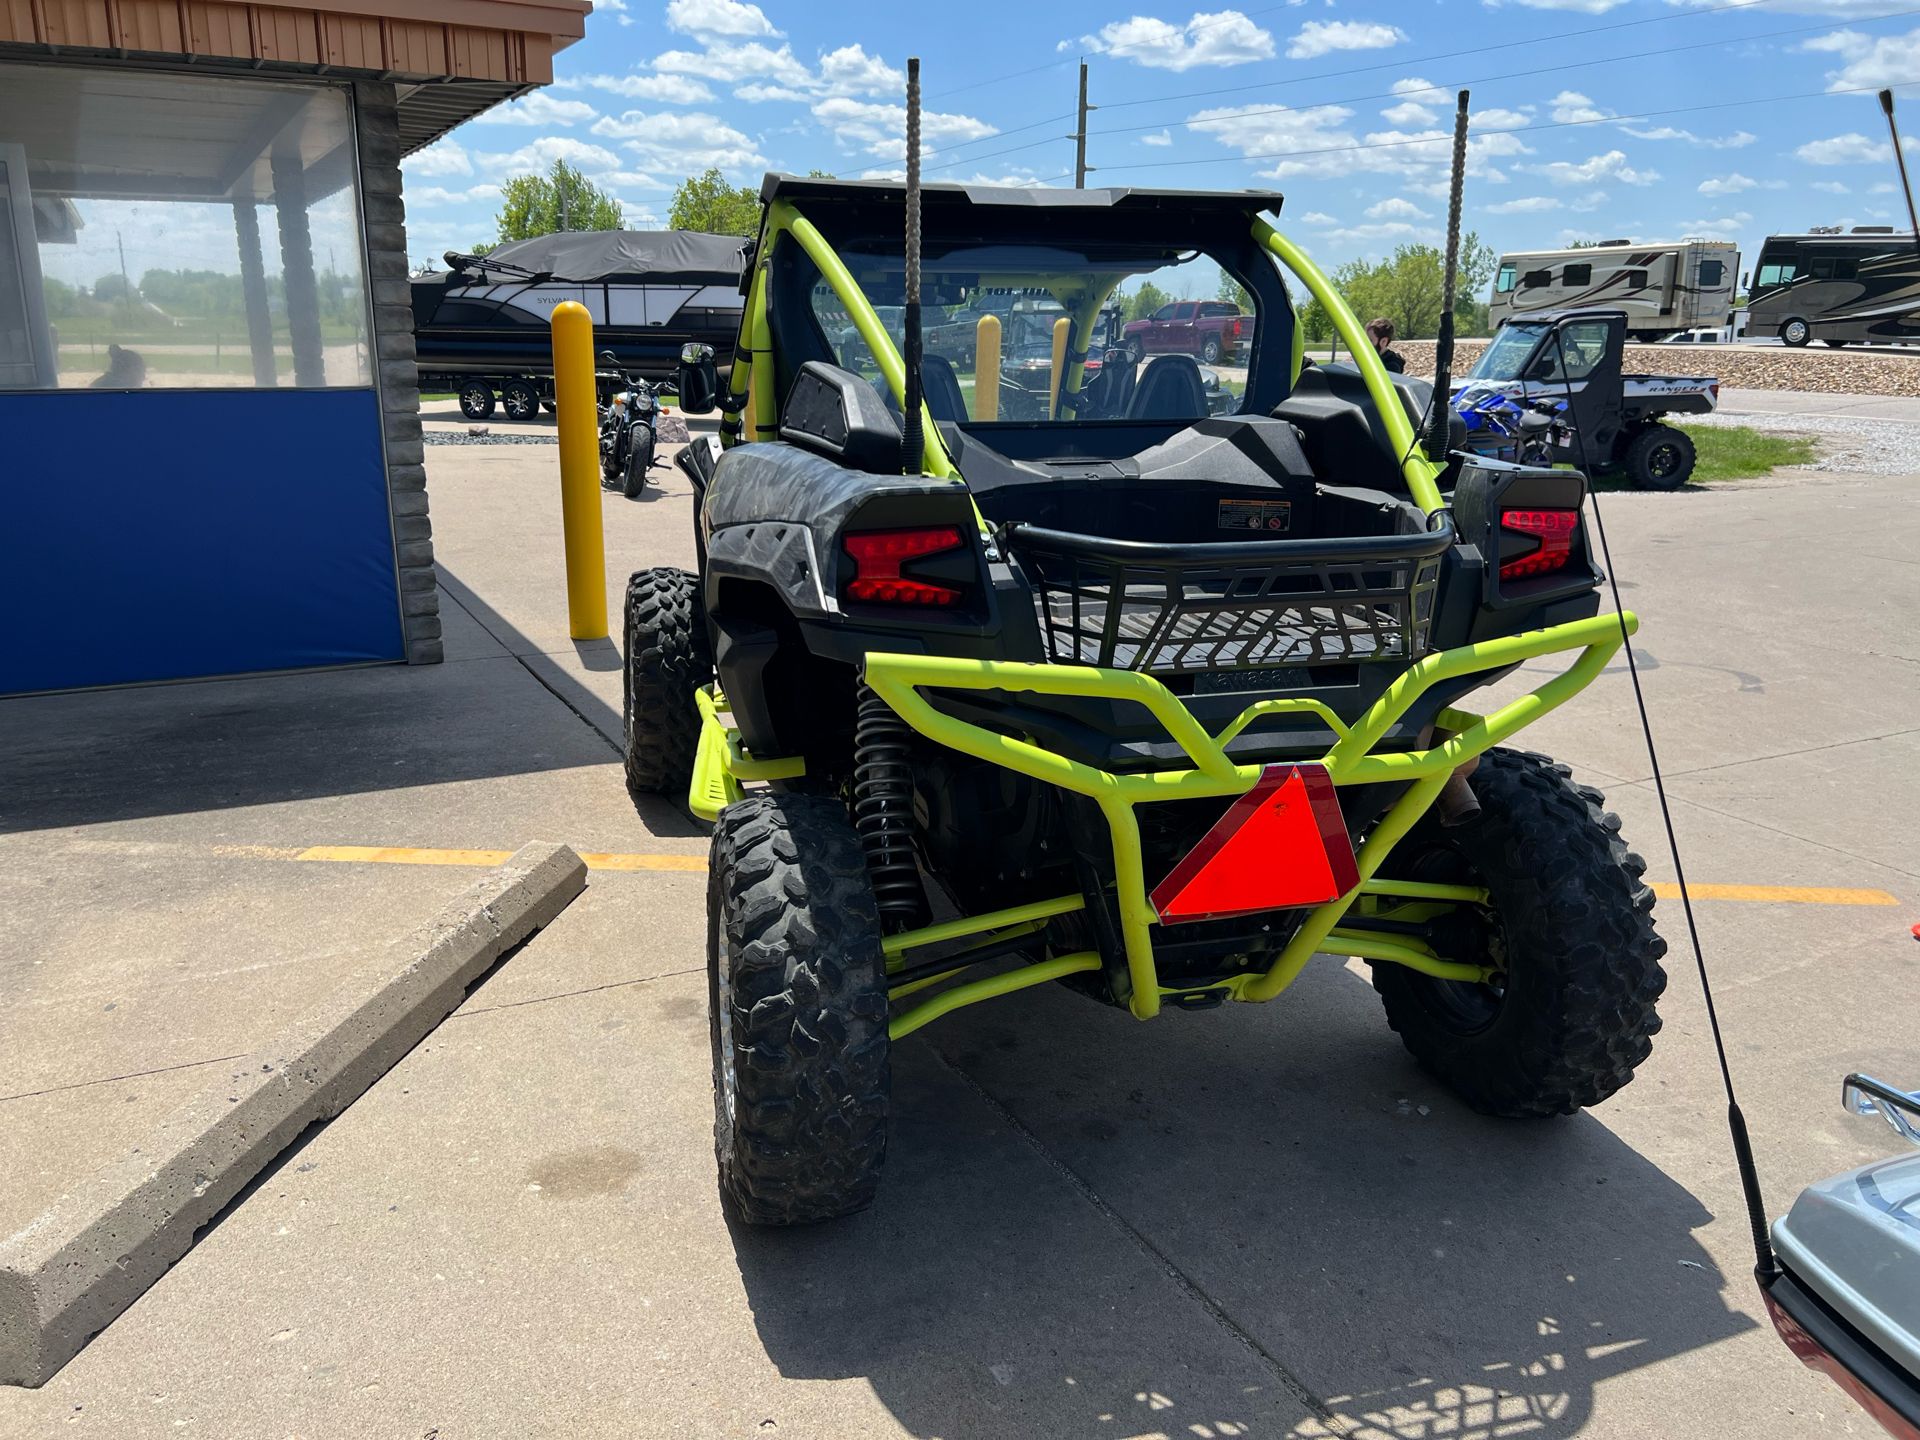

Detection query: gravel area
xmin=1395 ymin=338 xmax=1920 ymax=397
xmin=424 ymin=430 xmax=559 ymax=446
xmin=1677 ymin=410 xmax=1920 ymax=475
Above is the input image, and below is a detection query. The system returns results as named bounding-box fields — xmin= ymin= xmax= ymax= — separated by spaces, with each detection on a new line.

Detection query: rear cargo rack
xmin=1000 ymin=520 xmax=1449 ymax=675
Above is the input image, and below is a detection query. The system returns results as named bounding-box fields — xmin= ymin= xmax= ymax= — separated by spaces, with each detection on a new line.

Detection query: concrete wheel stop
xmin=0 ymin=841 xmax=588 ymax=1388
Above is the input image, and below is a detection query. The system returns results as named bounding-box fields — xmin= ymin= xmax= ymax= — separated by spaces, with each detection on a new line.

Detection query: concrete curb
xmin=0 ymin=841 xmax=588 ymax=1388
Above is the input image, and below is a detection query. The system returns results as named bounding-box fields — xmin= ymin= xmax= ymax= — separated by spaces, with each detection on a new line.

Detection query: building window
xmin=1622 ymin=269 xmax=1648 ymax=289
xmin=1698 ymin=259 xmax=1725 ymax=287
xmin=0 ymin=62 xmax=371 ymax=392
xmin=1521 ymin=269 xmax=1551 ymax=289
xmin=1756 ymin=262 xmax=1797 ymax=287
xmin=1563 ymin=263 xmax=1592 ymax=287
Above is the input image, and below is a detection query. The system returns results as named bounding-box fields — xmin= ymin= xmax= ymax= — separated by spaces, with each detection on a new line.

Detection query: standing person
xmin=1365 ymin=318 xmax=1405 ymax=373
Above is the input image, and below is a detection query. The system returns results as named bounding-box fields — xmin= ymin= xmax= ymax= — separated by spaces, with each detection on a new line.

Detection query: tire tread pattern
xmin=622 ymin=567 xmax=711 ymax=805
xmin=1373 ymin=748 xmax=1668 ymax=1118
xmin=710 ymin=793 xmax=891 ymax=1225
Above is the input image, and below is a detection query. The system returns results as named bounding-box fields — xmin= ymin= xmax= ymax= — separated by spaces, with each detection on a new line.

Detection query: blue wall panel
xmin=0 ymin=388 xmax=403 ymax=694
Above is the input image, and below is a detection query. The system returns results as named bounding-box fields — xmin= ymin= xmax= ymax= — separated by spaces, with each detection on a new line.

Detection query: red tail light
xmin=1232 ymin=318 xmax=1244 ymax=338
xmin=844 ymin=526 xmax=965 ymax=605
xmin=1499 ymin=508 xmax=1579 ymax=580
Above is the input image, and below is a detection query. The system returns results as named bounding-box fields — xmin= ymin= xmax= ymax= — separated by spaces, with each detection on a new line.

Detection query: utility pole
xmin=1073 ymin=61 xmax=1093 ymax=188
xmin=116 ymin=230 xmax=131 ymax=315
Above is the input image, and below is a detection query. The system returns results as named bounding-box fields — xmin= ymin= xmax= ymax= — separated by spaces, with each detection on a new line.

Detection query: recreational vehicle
xmin=1746 ymin=228 xmax=1920 ymax=346
xmin=1488 ymin=240 xmax=1738 ymax=339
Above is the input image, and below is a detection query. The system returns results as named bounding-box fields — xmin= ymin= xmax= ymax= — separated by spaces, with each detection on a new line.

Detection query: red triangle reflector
xmin=1150 ymin=763 xmax=1360 ymax=926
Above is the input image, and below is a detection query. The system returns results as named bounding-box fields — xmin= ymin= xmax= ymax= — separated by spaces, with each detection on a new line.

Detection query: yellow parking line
xmin=293 ymin=845 xmax=704 ymax=873
xmin=1649 ymin=882 xmax=1898 ymax=907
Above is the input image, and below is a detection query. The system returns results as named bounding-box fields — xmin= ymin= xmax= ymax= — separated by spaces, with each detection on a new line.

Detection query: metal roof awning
xmin=0 ymin=0 xmax=588 ymax=154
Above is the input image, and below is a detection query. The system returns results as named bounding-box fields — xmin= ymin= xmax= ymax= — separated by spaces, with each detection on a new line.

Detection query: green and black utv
xmin=626 ymin=174 xmax=1667 ymax=1226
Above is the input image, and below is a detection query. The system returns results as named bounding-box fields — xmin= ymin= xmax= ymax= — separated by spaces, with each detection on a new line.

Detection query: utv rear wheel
xmin=709 ymin=792 xmax=891 ymax=1225
xmin=622 ymin=567 xmax=711 ymax=807
xmin=1622 ymin=423 xmax=1694 ymax=490
xmin=1371 ymin=748 xmax=1667 ymax=1118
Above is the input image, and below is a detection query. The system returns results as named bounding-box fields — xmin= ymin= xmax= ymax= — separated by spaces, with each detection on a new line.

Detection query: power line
xmin=1084 ymin=4 xmax=1920 ymax=143
xmin=1088 ymin=80 xmax=1917 ymax=177
xmin=922 ymin=109 xmax=1076 ymax=160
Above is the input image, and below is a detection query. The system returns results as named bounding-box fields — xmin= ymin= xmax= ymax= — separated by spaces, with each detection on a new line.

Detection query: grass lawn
xmin=1677 ymin=423 xmax=1818 ymax=483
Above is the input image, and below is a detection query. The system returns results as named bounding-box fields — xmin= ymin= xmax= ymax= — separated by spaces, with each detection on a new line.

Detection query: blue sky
xmin=400 ymin=0 xmax=1920 ymax=282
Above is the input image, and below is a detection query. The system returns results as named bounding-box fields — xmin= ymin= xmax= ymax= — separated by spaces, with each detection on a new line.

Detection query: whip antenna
xmin=901 ymin=57 xmax=925 ymax=476
xmin=1878 ymin=89 xmax=1920 ymax=264
xmin=1428 ymin=90 xmax=1470 ymax=463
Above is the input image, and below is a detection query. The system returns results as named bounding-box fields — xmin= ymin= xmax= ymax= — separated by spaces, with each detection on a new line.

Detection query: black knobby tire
xmin=1781 ymin=317 xmax=1812 ymax=347
xmin=622 ymin=567 xmax=711 ymax=805
xmin=1622 ymin=423 xmax=1695 ymax=490
xmin=709 ymin=793 xmax=891 ymax=1225
xmin=1371 ymin=748 xmax=1668 ymax=1118
xmin=502 ymin=378 xmax=540 ymax=422
xmin=621 ymin=422 xmax=655 ymax=499
xmin=458 ymin=380 xmax=495 ymax=420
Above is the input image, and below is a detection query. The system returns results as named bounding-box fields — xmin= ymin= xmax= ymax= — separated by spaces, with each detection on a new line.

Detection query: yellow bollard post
xmin=974 ymin=313 xmax=1001 ymax=421
xmin=1048 ymin=315 xmax=1070 ymax=418
xmin=549 ymin=301 xmax=608 ymax=641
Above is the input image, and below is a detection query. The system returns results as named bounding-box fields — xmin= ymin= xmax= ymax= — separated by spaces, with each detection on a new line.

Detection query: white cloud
xmin=406 ymin=183 xmax=502 ymax=207
xmin=561 ymin=72 xmax=716 ymax=104
xmin=590 ymin=111 xmax=767 ymax=170
xmin=1473 ymin=106 xmax=1534 ymax=131
xmin=1381 ymin=77 xmax=1437 ymax=128
xmin=1698 ymin=173 xmax=1784 ymax=196
xmin=1528 ymin=149 xmax=1658 ymax=186
xmin=1081 ymin=11 xmax=1276 ymax=72
xmin=473 ymin=136 xmax=625 ymax=177
xmin=1812 ymin=180 xmax=1852 ymax=194
xmin=818 ymin=98 xmax=997 ymax=159
xmin=1323 ymin=219 xmax=1438 ymax=248
xmin=1296 ymin=210 xmax=1338 ymax=224
xmin=595 ymin=0 xmax=633 ymax=25
xmin=1616 ymin=125 xmax=1756 ymax=148
xmin=818 ymin=44 xmax=903 ymax=96
xmin=655 ymin=41 xmax=812 ymax=89
xmin=1365 ymin=196 xmax=1428 ymax=219
xmin=1484 ymin=191 xmax=1606 ymax=214
xmin=1142 ymin=130 xmax=1174 ymax=146
xmin=1549 ymin=90 xmax=1611 ymax=125
xmin=472 ymin=92 xmax=597 ymax=127
xmin=1674 ymin=211 xmax=1753 ymax=236
xmin=664 ymin=0 xmax=780 ymax=39
xmin=406 ymin=140 xmax=472 ymax=177
xmin=1802 ymin=25 xmax=1920 ymax=92
xmin=1286 ymin=19 xmax=1405 ymax=60
xmin=1795 ymin=132 xmax=1900 ymax=165
xmin=734 ymin=84 xmax=812 ymax=103
xmin=1186 ymin=102 xmax=1529 ymax=185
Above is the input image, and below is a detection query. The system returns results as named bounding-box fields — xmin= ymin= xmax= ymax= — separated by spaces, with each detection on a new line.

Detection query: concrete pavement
xmin=1716 ymin=387 xmax=1920 ymax=423
xmin=0 ymin=431 xmax=1914 ymax=1436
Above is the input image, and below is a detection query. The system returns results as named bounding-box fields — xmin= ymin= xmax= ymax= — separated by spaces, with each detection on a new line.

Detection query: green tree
xmin=92 ymin=272 xmax=134 ymax=303
xmin=41 ymin=277 xmax=77 ymax=318
xmin=1122 ymin=281 xmax=1172 ymax=323
xmin=668 ymin=168 xmax=761 ymax=236
xmin=1322 ymin=231 xmax=1494 ymax=340
xmin=1216 ymin=270 xmax=1252 ymax=312
xmin=494 ymin=160 xmax=624 ymax=242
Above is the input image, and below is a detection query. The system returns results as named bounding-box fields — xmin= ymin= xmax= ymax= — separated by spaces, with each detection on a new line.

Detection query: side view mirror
xmin=677 ymin=342 xmax=719 ymax=415
xmin=598 ymin=349 xmax=619 ymax=368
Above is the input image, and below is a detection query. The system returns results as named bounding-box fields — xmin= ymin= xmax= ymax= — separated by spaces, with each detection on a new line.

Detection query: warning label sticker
xmin=1217 ymin=499 xmax=1293 ymax=534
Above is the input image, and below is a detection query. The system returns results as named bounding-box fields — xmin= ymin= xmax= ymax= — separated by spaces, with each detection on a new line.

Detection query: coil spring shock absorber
xmin=854 ymin=682 xmax=927 ymax=927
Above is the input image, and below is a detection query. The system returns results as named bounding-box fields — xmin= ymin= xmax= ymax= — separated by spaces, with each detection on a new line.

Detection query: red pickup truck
xmin=1120 ymin=300 xmax=1250 ymax=365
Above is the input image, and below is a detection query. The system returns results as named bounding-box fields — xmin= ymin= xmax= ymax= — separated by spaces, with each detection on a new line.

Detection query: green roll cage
xmin=696 ymin=197 xmax=1638 ymax=1040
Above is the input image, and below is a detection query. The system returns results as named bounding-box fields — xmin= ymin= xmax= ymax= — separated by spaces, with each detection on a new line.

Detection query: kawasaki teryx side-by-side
xmin=625 ymin=173 xmax=1667 ymax=1226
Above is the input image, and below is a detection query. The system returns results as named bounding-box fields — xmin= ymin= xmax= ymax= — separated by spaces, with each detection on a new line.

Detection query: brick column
xmin=354 ymin=80 xmax=441 ymax=665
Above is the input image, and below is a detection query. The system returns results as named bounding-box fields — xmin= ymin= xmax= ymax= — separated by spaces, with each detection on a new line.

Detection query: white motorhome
xmin=1488 ymin=240 xmax=1739 ymax=338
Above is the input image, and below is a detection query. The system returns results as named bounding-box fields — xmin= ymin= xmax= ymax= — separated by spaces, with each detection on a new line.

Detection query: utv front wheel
xmin=709 ymin=793 xmax=891 ymax=1225
xmin=1371 ymin=748 xmax=1667 ymax=1118
xmin=1622 ymin=423 xmax=1695 ymax=491
xmin=622 ymin=567 xmax=711 ymax=806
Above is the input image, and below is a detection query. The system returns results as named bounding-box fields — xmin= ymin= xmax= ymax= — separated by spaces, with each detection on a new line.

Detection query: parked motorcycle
xmin=598 ymin=350 xmax=662 ymax=499
xmin=1453 ymin=381 xmax=1564 ymax=467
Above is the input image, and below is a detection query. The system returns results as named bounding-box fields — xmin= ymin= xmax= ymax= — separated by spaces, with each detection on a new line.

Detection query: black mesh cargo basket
xmin=1001 ymin=520 xmax=1450 ymax=676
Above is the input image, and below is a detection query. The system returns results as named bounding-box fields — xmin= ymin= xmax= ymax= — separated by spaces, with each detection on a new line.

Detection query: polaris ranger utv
xmin=628 ymin=173 xmax=1667 ymax=1225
